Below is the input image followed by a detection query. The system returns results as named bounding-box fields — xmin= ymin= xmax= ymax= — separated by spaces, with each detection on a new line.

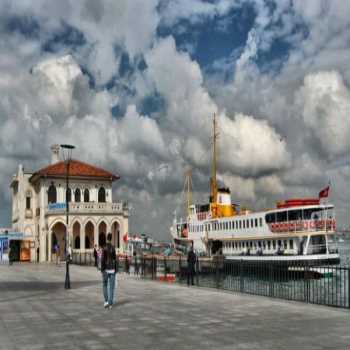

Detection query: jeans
xmin=102 ymin=272 xmax=116 ymax=305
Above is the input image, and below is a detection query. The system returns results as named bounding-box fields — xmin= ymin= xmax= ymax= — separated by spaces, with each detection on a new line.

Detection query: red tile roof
xmin=30 ymin=159 xmax=119 ymax=182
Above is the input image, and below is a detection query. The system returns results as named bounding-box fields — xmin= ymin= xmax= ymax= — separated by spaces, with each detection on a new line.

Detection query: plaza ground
xmin=0 ymin=264 xmax=349 ymax=350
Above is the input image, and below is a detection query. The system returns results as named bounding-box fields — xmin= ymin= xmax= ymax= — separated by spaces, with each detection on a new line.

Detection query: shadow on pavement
xmin=0 ymin=280 xmax=99 ymax=292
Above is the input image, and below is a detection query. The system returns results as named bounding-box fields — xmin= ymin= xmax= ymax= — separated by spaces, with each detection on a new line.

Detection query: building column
xmin=48 ymin=231 xmax=52 ymax=262
xmin=80 ymin=227 xmax=85 ymax=252
xmin=40 ymin=229 xmax=46 ymax=262
xmin=94 ymin=226 xmax=98 ymax=247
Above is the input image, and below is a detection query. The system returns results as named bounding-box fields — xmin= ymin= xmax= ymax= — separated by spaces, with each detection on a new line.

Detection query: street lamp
xmin=60 ymin=144 xmax=75 ymax=289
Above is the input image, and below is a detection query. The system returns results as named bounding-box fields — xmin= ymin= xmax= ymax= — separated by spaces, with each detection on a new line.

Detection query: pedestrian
xmin=93 ymin=244 xmax=98 ymax=268
xmin=101 ymin=233 xmax=118 ymax=309
xmin=54 ymin=243 xmax=60 ymax=265
xmin=187 ymin=245 xmax=197 ymax=286
xmin=125 ymin=254 xmax=130 ymax=274
xmin=8 ymin=246 xmax=13 ymax=266
xmin=97 ymin=246 xmax=102 ymax=270
xmin=134 ymin=251 xmax=140 ymax=276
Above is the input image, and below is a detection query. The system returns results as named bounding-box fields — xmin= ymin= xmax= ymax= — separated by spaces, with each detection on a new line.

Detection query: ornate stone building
xmin=11 ymin=145 xmax=129 ymax=262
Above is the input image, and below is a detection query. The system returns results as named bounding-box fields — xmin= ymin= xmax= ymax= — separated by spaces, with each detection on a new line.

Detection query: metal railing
xmin=71 ymin=251 xmax=350 ymax=309
xmin=138 ymin=256 xmax=350 ymax=309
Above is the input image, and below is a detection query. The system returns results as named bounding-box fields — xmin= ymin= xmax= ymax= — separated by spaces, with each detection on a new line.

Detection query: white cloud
xmin=297 ymin=71 xmax=350 ymax=159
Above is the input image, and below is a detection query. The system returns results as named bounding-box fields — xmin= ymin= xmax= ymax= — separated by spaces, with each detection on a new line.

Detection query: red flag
xmin=319 ymin=185 xmax=330 ymax=198
xmin=123 ymin=233 xmax=128 ymax=242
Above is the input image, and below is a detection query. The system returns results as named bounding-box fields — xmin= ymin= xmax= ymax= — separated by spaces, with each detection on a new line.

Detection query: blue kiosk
xmin=0 ymin=231 xmax=25 ymax=263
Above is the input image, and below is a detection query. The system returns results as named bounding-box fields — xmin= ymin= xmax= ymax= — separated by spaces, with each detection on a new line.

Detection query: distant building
xmin=10 ymin=145 xmax=129 ymax=262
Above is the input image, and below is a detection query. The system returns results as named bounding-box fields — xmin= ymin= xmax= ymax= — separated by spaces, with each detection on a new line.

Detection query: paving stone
xmin=0 ymin=264 xmax=349 ymax=349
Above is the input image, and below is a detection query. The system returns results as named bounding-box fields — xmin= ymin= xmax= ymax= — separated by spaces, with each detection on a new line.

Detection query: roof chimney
xmin=50 ymin=144 xmax=60 ymax=164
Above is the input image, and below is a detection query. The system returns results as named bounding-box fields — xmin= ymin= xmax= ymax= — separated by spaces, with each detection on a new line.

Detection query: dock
xmin=0 ymin=264 xmax=349 ymax=350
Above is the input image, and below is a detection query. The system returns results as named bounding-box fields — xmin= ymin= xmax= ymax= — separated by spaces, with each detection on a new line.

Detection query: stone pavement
xmin=0 ymin=264 xmax=349 ymax=350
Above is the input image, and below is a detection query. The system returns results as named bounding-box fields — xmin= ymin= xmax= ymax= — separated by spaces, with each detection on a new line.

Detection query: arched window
xmin=48 ymin=184 xmax=57 ymax=204
xmin=75 ymin=188 xmax=81 ymax=202
xmin=26 ymin=190 xmax=32 ymax=209
xmin=84 ymin=189 xmax=90 ymax=203
xmin=98 ymin=187 xmax=106 ymax=203
xmin=66 ymin=188 xmax=71 ymax=203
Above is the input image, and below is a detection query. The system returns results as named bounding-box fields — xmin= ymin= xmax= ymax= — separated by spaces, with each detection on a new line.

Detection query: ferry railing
xmin=137 ymin=255 xmax=350 ymax=309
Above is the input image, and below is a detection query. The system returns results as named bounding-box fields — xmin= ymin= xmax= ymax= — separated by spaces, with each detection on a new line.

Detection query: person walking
xmin=93 ymin=244 xmax=98 ymax=268
xmin=101 ymin=233 xmax=118 ymax=309
xmin=187 ymin=245 xmax=197 ymax=286
xmin=54 ymin=243 xmax=60 ymax=265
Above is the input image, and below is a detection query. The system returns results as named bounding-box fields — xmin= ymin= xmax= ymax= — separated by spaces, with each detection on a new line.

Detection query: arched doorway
xmin=73 ymin=222 xmax=81 ymax=249
xmin=51 ymin=222 xmax=66 ymax=260
xmin=111 ymin=221 xmax=120 ymax=249
xmin=85 ymin=221 xmax=94 ymax=249
xmin=98 ymin=221 xmax=107 ymax=247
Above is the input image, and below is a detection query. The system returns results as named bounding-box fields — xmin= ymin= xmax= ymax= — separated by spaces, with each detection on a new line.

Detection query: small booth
xmin=0 ymin=231 xmax=31 ymax=263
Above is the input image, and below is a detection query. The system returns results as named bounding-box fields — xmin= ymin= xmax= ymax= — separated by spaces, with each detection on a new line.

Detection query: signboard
xmin=0 ymin=237 xmax=9 ymax=262
xmin=48 ymin=202 xmax=66 ymax=210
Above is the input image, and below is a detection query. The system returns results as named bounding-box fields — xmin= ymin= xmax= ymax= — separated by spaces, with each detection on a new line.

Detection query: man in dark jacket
xmin=187 ymin=245 xmax=197 ymax=286
xmin=93 ymin=244 xmax=98 ymax=268
xmin=101 ymin=233 xmax=118 ymax=309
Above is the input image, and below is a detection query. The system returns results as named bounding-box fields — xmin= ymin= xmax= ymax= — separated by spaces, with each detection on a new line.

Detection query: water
xmin=339 ymin=238 xmax=350 ymax=266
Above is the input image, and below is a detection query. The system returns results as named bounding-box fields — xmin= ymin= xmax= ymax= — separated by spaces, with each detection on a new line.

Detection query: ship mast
xmin=210 ymin=113 xmax=218 ymax=210
xmin=184 ymin=168 xmax=193 ymax=217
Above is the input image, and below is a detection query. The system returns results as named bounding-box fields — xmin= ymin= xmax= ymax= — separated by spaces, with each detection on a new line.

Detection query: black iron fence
xmin=71 ymin=252 xmax=350 ymax=309
xmin=139 ymin=256 xmax=350 ymax=309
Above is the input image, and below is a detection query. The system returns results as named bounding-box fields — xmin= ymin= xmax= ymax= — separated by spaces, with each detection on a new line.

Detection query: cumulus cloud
xmin=297 ymin=71 xmax=350 ymax=159
xmin=2 ymin=0 xmax=350 ymax=235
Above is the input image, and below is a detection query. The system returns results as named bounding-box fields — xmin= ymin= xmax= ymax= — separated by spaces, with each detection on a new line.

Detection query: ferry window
xmin=251 ymin=219 xmax=254 ymax=227
xmin=259 ymin=218 xmax=263 ymax=226
xmin=258 ymin=241 xmax=262 ymax=248
xmin=273 ymin=240 xmax=276 ymax=249
xmin=277 ymin=211 xmax=287 ymax=222
xmin=277 ymin=240 xmax=282 ymax=248
xmin=267 ymin=241 xmax=271 ymax=250
xmin=288 ymin=210 xmax=302 ymax=221
xmin=265 ymin=213 xmax=275 ymax=224
xmin=255 ymin=218 xmax=258 ymax=227
xmin=263 ymin=241 xmax=266 ymax=249
xmin=243 ymin=220 xmax=245 ymax=229
xmin=239 ymin=221 xmax=242 ymax=229
xmin=229 ymin=221 xmax=232 ymax=230
xmin=250 ymin=241 xmax=253 ymax=248
xmin=289 ymin=240 xmax=294 ymax=249
xmin=284 ymin=240 xmax=288 ymax=249
xmin=247 ymin=220 xmax=249 ymax=228
xmin=303 ymin=208 xmax=322 ymax=220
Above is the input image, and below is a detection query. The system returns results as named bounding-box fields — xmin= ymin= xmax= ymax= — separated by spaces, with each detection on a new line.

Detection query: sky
xmin=1 ymin=0 xmax=350 ymax=240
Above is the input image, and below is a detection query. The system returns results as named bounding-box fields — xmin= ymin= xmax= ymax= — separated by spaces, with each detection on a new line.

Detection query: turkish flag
xmin=123 ymin=233 xmax=128 ymax=242
xmin=319 ymin=186 xmax=330 ymax=198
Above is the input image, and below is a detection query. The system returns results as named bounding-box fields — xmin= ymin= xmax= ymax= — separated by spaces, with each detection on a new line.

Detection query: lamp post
xmin=60 ymin=144 xmax=75 ymax=289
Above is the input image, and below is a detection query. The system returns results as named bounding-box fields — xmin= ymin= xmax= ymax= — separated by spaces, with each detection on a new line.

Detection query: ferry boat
xmin=170 ymin=114 xmax=340 ymax=266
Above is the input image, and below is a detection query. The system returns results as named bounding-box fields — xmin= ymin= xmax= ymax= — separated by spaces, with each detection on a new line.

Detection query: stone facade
xmin=11 ymin=146 xmax=129 ymax=262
